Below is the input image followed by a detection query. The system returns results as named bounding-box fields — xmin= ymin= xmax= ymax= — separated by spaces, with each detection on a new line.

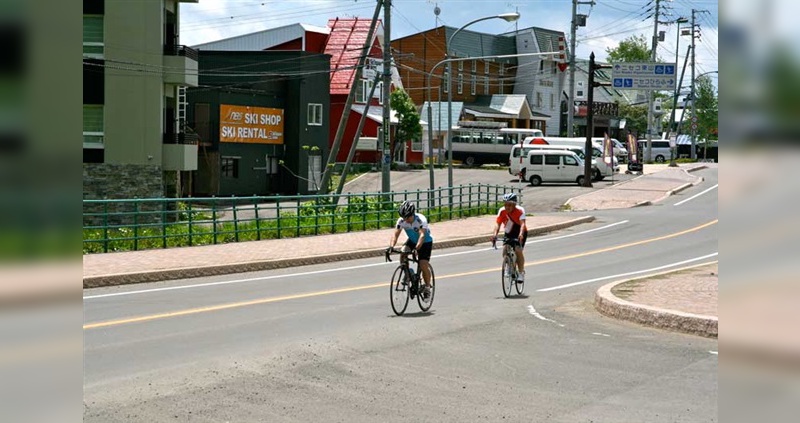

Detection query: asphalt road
xmin=83 ymin=167 xmax=717 ymax=422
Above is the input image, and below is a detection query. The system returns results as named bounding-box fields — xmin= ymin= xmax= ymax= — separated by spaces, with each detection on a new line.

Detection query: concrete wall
xmin=103 ymin=0 xmax=164 ymax=167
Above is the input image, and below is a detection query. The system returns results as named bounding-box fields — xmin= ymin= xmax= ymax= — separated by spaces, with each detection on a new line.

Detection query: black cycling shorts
xmin=405 ymin=240 xmax=433 ymax=261
xmin=505 ymin=230 xmax=528 ymax=249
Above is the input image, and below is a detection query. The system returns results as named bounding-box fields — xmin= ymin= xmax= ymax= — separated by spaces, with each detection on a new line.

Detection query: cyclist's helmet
xmin=503 ymin=193 xmax=518 ymax=204
xmin=398 ymin=201 xmax=416 ymax=218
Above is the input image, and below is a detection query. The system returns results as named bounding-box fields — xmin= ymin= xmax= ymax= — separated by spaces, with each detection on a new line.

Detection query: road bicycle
xmin=385 ymin=247 xmax=435 ymax=316
xmin=492 ymin=236 xmax=525 ymax=297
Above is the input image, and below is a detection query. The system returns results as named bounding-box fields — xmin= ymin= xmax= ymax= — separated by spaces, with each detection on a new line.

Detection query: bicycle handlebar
xmin=384 ymin=247 xmax=417 ymax=263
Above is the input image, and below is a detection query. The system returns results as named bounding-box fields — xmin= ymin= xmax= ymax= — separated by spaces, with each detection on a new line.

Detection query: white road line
xmin=674 ymin=184 xmax=718 ymax=206
xmin=709 ymin=351 xmax=718 ymax=355
xmin=526 ymin=305 xmax=564 ymax=327
xmin=85 ymin=220 xmax=628 ymax=300
xmin=537 ymin=252 xmax=719 ymax=292
xmin=592 ymin=332 xmax=611 ymax=337
xmin=526 ymin=220 xmax=628 ymax=244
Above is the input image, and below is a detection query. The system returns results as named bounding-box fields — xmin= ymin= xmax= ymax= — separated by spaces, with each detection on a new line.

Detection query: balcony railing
xmin=163 ymin=132 xmax=199 ymax=145
xmin=163 ymin=44 xmax=199 ymax=62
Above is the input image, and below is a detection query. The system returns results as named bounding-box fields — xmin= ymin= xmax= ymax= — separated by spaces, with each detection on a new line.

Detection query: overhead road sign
xmin=611 ymin=62 xmax=677 ymax=90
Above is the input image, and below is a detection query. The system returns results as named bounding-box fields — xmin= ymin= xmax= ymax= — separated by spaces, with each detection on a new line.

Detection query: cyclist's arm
xmin=491 ymin=222 xmax=501 ymax=240
xmin=389 ymin=227 xmax=402 ymax=248
xmin=416 ymin=228 xmax=427 ymax=250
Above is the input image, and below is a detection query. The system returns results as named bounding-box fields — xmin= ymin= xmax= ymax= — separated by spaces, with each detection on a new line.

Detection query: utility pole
xmin=584 ymin=52 xmax=611 ymax=187
xmin=567 ymin=0 xmax=578 ymax=137
xmin=669 ymin=45 xmax=692 ymax=167
xmin=381 ymin=0 xmax=392 ymax=192
xmin=690 ymin=8 xmax=698 ymax=160
xmin=567 ymin=0 xmax=594 ymax=137
xmin=645 ymin=0 xmax=661 ymax=163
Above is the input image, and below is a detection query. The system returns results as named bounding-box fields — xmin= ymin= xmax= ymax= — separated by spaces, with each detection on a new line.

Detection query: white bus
xmin=449 ymin=127 xmax=545 ymax=166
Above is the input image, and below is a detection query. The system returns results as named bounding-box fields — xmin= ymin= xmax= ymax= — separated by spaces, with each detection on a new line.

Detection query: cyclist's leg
xmin=417 ymin=242 xmax=433 ymax=287
xmin=516 ymin=231 xmax=528 ymax=278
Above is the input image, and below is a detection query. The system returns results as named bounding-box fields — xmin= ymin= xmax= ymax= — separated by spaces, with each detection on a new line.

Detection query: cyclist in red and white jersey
xmin=490 ymin=193 xmax=528 ymax=283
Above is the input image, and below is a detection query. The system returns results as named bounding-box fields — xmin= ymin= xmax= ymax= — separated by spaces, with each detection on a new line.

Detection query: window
xmin=564 ymin=155 xmax=579 ymax=166
xmin=411 ymin=139 xmax=423 ymax=152
xmin=499 ymin=65 xmax=504 ymax=94
xmin=458 ymin=61 xmax=463 ymax=71
xmin=550 ymin=93 xmax=555 ymax=110
xmin=545 ymin=155 xmax=560 ymax=165
xmin=484 ymin=62 xmax=489 ymax=74
xmin=443 ymin=69 xmax=449 ymax=94
xmin=471 ymin=61 xmax=477 ymax=95
xmin=83 ymin=105 xmax=104 ymax=147
xmin=356 ymin=79 xmax=370 ymax=103
xmin=308 ymin=103 xmax=323 ymax=126
xmin=530 ymin=155 xmax=542 ymax=165
xmin=83 ymin=16 xmax=104 ymax=58
xmin=457 ymin=73 xmax=463 ymax=94
xmin=483 ymin=76 xmax=489 ymax=95
xmin=221 ymin=157 xmax=240 ymax=178
xmin=536 ymin=92 xmax=542 ymax=108
xmin=576 ymin=81 xmax=585 ymax=99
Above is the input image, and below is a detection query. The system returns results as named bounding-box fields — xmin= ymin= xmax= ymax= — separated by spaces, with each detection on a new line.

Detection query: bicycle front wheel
xmin=502 ymin=256 xmax=514 ymax=298
xmin=390 ymin=266 xmax=410 ymax=316
xmin=417 ymin=264 xmax=435 ymax=312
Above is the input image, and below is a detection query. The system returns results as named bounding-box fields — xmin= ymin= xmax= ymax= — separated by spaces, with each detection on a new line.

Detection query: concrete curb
xmin=594 ymin=273 xmax=718 ymax=338
xmin=84 ymin=216 xmax=595 ymax=289
xmin=649 ymin=168 xmax=706 ymax=205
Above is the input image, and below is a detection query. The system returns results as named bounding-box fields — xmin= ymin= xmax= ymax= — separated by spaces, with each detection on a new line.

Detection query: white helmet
xmin=398 ymin=201 xmax=415 ymax=218
xmin=503 ymin=193 xmax=518 ymax=203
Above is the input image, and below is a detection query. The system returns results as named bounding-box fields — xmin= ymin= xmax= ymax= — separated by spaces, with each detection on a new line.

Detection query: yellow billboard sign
xmin=220 ymin=104 xmax=284 ymax=144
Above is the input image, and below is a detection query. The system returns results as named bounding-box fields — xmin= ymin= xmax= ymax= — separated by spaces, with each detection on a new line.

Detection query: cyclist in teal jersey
xmin=388 ymin=201 xmax=434 ymax=299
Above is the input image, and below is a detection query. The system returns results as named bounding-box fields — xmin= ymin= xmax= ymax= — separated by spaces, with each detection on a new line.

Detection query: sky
xmin=180 ymin=0 xmax=719 ymax=87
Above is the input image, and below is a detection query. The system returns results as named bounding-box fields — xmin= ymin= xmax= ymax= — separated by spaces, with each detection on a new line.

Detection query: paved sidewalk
xmin=83 ymin=163 xmax=718 ymax=337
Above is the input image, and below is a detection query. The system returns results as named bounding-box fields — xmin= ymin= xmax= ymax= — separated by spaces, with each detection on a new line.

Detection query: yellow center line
xmin=84 ymin=219 xmax=717 ymax=330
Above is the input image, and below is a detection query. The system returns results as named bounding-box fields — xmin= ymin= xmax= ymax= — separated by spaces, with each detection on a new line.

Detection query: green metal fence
xmin=83 ymin=184 xmax=511 ymax=254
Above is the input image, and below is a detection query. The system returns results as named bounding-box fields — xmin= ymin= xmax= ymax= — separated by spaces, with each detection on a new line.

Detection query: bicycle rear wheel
xmin=417 ymin=264 xmax=435 ymax=312
xmin=502 ymin=256 xmax=515 ymax=298
xmin=390 ymin=266 xmax=410 ymax=316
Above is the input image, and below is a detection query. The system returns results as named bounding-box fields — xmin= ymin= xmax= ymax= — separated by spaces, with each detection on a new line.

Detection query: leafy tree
xmin=605 ymin=34 xmax=654 ymax=63
xmin=389 ymin=88 xmax=422 ymax=161
xmin=692 ymin=75 xmax=718 ymax=142
xmin=616 ymin=102 xmax=648 ymax=137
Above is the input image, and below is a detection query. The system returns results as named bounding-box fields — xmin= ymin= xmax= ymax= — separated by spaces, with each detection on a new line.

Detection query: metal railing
xmin=83 ymin=184 xmax=511 ymax=254
xmin=163 ymin=44 xmax=199 ymax=62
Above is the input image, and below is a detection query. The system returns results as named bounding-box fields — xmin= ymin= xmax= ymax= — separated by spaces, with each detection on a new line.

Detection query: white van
xmin=509 ymin=149 xmax=587 ymax=186
xmin=636 ymin=139 xmax=672 ymax=163
xmin=510 ymin=143 xmax=616 ymax=181
xmin=534 ymin=136 xmax=627 ymax=163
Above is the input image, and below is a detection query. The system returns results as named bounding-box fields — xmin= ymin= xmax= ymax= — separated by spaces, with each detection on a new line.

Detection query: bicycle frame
xmin=386 ymin=247 xmax=435 ymax=315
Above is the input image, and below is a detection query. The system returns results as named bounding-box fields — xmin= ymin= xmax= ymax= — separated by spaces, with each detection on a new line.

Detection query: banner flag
xmin=603 ymin=133 xmax=613 ymax=165
xmin=627 ymin=133 xmax=638 ymax=163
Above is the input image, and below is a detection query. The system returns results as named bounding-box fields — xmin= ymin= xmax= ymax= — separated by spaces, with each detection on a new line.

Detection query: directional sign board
xmin=611 ymin=62 xmax=676 ymax=91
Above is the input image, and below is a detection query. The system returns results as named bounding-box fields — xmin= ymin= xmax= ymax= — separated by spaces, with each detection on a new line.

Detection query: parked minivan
xmin=533 ymin=136 xmax=628 ymax=163
xmin=508 ymin=149 xmax=587 ymax=186
xmin=636 ymin=139 xmax=672 ymax=163
xmin=510 ymin=143 xmax=617 ymax=181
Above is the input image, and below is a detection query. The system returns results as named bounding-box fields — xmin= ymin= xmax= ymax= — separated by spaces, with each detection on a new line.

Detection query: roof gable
xmin=325 ymin=18 xmax=384 ymax=95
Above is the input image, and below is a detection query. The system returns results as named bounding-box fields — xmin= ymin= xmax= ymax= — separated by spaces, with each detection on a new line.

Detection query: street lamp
xmin=444 ymin=13 xmax=520 ymax=196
